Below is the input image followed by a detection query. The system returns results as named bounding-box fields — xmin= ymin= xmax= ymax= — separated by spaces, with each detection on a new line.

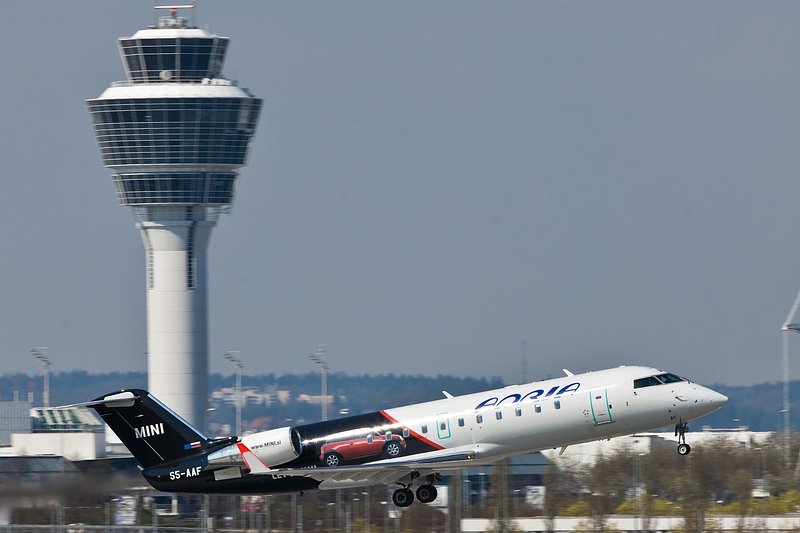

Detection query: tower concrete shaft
xmin=87 ymin=9 xmax=262 ymax=427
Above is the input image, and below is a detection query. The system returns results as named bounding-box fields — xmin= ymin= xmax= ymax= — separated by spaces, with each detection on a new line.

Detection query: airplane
xmin=76 ymin=365 xmax=727 ymax=507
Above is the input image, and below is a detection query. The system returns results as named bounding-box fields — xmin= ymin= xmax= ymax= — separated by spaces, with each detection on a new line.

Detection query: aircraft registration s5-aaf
xmin=76 ymin=366 xmax=726 ymax=507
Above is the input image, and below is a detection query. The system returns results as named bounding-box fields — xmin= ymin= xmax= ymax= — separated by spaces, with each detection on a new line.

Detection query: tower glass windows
xmin=87 ymin=97 xmax=262 ymax=166
xmin=119 ymin=37 xmax=228 ymax=83
xmin=112 ymin=172 xmax=237 ymax=205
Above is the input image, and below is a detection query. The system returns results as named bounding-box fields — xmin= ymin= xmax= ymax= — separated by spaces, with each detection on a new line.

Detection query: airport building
xmin=0 ymin=404 xmax=105 ymax=461
xmin=86 ymin=7 xmax=262 ymax=427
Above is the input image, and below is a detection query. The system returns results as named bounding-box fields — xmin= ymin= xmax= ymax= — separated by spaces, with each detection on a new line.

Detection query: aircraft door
xmin=590 ymin=389 xmax=613 ymax=425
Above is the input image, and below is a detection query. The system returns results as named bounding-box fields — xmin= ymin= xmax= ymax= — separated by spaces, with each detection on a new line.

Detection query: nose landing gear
xmin=675 ymin=421 xmax=691 ymax=455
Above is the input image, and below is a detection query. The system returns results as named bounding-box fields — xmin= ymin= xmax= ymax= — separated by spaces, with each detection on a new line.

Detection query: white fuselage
xmin=341 ymin=366 xmax=725 ymax=466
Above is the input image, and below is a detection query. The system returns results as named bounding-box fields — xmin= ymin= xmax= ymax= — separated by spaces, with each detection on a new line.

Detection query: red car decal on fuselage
xmin=320 ymin=433 xmax=406 ymax=466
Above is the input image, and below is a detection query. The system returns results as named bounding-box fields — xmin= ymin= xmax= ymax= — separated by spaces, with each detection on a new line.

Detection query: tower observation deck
xmin=87 ymin=6 xmax=262 ymax=428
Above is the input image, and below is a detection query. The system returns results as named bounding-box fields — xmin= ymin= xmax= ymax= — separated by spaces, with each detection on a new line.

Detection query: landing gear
xmin=675 ymin=422 xmax=691 ymax=455
xmin=392 ymin=487 xmax=414 ymax=507
xmin=416 ymin=484 xmax=438 ymax=504
xmin=392 ymin=473 xmax=441 ymax=507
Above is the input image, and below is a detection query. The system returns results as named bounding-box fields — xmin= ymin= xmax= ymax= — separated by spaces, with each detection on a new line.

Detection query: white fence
xmin=462 ymin=514 xmax=800 ymax=533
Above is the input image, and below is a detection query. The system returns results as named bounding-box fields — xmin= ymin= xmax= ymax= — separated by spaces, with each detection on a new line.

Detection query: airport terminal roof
xmin=31 ymin=407 xmax=102 ymax=432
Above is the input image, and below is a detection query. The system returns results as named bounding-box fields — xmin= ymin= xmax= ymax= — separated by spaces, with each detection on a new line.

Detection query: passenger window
xmin=495 ymin=411 xmax=503 ymax=420
xmin=535 ymin=405 xmax=542 ymax=414
xmin=458 ymin=418 xmax=465 ymax=427
xmin=554 ymin=400 xmax=561 ymax=410
xmin=366 ymin=434 xmax=373 ymax=444
xmin=421 ymin=424 xmax=428 ymax=434
xmin=402 ymin=428 xmax=409 ymax=438
xmin=476 ymin=414 xmax=483 ymax=424
xmin=515 ymin=407 xmax=522 ymax=417
xmin=440 ymin=422 xmax=447 ymax=431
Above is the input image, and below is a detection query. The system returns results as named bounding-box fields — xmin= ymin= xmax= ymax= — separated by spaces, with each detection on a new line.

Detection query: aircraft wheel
xmin=323 ymin=451 xmax=343 ymax=467
xmin=392 ymin=488 xmax=414 ymax=507
xmin=384 ymin=440 xmax=403 ymax=458
xmin=416 ymin=484 xmax=438 ymax=504
xmin=677 ymin=443 xmax=691 ymax=456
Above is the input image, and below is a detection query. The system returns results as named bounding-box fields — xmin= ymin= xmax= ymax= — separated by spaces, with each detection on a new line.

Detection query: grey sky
xmin=1 ymin=1 xmax=798 ymax=387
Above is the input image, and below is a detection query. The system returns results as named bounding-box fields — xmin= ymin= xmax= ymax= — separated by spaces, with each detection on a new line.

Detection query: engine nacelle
xmin=208 ymin=427 xmax=302 ymax=470
xmin=241 ymin=427 xmax=302 ymax=467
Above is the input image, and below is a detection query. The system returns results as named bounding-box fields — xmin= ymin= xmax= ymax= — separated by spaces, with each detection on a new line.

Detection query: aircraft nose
xmin=697 ymin=387 xmax=728 ymax=412
xmin=711 ymin=390 xmax=728 ymax=407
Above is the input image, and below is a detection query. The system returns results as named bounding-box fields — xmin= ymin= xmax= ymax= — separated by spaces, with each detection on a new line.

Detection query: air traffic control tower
xmin=87 ymin=6 xmax=262 ymax=428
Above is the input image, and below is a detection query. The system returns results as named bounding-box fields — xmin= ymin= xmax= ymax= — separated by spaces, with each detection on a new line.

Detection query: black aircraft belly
xmin=146 ymin=470 xmax=321 ymax=494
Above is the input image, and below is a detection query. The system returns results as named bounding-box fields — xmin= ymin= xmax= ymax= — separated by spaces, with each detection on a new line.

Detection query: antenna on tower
xmin=153 ymin=4 xmax=196 ymax=28
xmin=154 ymin=3 xmax=196 ymax=10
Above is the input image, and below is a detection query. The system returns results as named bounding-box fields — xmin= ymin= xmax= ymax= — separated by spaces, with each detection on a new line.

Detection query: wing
xmin=254 ymin=446 xmax=481 ymax=489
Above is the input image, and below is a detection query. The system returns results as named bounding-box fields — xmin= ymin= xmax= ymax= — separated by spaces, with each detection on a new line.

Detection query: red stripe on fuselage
xmin=380 ymin=409 xmax=445 ymax=451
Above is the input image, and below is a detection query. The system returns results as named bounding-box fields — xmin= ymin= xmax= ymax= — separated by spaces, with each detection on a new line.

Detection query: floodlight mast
xmin=29 ymin=347 xmax=50 ymax=408
xmin=309 ymin=345 xmax=329 ymax=421
xmin=223 ymin=351 xmax=243 ymax=436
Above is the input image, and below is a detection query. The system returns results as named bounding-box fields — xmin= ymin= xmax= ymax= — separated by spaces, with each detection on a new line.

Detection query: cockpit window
xmin=634 ymin=373 xmax=686 ymax=389
xmin=634 ymin=376 xmax=662 ymax=389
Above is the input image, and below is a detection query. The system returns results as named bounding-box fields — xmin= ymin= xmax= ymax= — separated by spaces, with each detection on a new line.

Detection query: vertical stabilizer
xmin=91 ymin=389 xmax=209 ymax=469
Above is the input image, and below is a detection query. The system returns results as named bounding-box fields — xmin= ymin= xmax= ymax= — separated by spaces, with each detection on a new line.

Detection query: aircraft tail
xmin=88 ymin=389 xmax=211 ymax=469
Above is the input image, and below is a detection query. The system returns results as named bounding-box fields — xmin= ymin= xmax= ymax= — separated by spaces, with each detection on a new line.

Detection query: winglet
xmin=442 ymin=391 xmax=454 ymax=399
xmin=237 ymin=442 xmax=270 ymax=474
xmin=563 ymin=369 xmax=574 ymax=377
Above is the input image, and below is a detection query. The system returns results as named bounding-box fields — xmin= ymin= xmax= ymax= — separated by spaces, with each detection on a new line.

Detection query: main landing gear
xmin=392 ymin=474 xmax=440 ymax=507
xmin=392 ymin=487 xmax=414 ymax=507
xmin=675 ymin=421 xmax=691 ymax=455
xmin=416 ymin=484 xmax=438 ymax=503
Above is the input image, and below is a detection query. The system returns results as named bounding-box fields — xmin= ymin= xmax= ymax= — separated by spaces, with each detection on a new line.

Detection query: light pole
xmin=781 ymin=286 xmax=800 ymax=471
xmin=634 ymin=453 xmax=646 ymax=533
xmin=223 ymin=351 xmax=243 ymax=436
xmin=309 ymin=345 xmax=329 ymax=421
xmin=30 ymin=347 xmax=50 ymax=408
xmin=380 ymin=501 xmax=388 ymax=533
xmin=363 ymin=489 xmax=370 ymax=530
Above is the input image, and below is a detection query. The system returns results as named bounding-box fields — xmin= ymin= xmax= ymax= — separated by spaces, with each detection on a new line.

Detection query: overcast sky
xmin=2 ymin=1 xmax=800 ymax=387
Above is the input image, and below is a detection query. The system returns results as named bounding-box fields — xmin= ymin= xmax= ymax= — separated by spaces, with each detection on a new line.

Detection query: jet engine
xmin=208 ymin=427 xmax=302 ymax=470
